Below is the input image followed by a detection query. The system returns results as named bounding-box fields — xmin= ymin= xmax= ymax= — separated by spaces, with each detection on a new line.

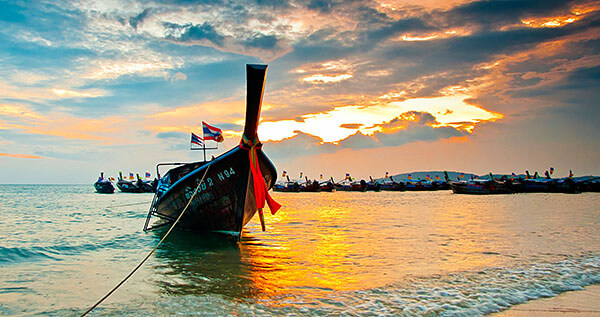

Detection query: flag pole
xmin=203 ymin=141 xmax=206 ymax=162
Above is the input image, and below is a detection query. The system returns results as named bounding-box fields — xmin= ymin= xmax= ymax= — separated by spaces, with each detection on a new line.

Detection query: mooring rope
xmin=106 ymin=201 xmax=149 ymax=208
xmin=82 ymin=163 xmax=212 ymax=316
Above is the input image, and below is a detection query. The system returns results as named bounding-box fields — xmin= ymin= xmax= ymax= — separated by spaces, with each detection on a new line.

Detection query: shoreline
xmin=491 ymin=284 xmax=600 ymax=316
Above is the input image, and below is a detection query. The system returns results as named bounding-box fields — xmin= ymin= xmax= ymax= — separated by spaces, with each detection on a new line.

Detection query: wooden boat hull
xmin=145 ymin=64 xmax=278 ymax=236
xmin=511 ymin=179 xmax=580 ymax=194
xmin=117 ymin=180 xmax=143 ymax=193
xmin=335 ymin=181 xmax=367 ymax=192
xmin=577 ymin=181 xmax=600 ymax=192
xmin=148 ymin=146 xmax=276 ymax=233
xmin=450 ymin=181 xmax=513 ymax=195
xmin=299 ymin=180 xmax=321 ymax=192
xmin=319 ymin=183 xmax=335 ymax=192
xmin=140 ymin=180 xmax=155 ymax=193
xmin=380 ymin=182 xmax=406 ymax=191
xmin=405 ymin=182 xmax=438 ymax=191
xmin=273 ymin=182 xmax=300 ymax=192
xmin=367 ymin=182 xmax=381 ymax=191
xmin=94 ymin=181 xmax=114 ymax=193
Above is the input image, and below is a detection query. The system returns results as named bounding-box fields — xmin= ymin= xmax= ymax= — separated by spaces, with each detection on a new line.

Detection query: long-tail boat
xmin=511 ymin=178 xmax=580 ymax=194
xmin=405 ymin=180 xmax=437 ymax=191
xmin=367 ymin=176 xmax=381 ymax=191
xmin=575 ymin=176 xmax=600 ymax=192
xmin=299 ymin=177 xmax=321 ymax=192
xmin=117 ymin=172 xmax=143 ymax=193
xmin=273 ymin=175 xmax=300 ymax=192
xmin=319 ymin=177 xmax=336 ymax=192
xmin=134 ymin=173 xmax=155 ymax=193
xmin=380 ymin=176 xmax=406 ymax=191
xmin=449 ymin=179 xmax=514 ymax=194
xmin=94 ymin=172 xmax=115 ymax=194
xmin=335 ymin=178 xmax=368 ymax=192
xmin=144 ymin=64 xmax=280 ymax=236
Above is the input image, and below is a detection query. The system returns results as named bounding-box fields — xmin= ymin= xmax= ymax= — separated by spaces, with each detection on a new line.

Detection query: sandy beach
xmin=493 ymin=284 xmax=600 ymax=316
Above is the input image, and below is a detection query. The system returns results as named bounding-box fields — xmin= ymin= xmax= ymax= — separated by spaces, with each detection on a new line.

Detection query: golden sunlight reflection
xmin=258 ymin=94 xmax=502 ymax=142
xmin=234 ymin=192 xmax=526 ymax=297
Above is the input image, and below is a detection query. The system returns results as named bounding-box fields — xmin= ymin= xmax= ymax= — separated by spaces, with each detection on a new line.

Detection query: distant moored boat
xmin=94 ymin=172 xmax=114 ymax=194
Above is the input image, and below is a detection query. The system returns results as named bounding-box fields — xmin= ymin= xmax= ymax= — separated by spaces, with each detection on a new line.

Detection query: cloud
xmin=170 ymin=72 xmax=187 ymax=82
xmin=172 ymin=22 xmax=225 ymax=46
xmin=266 ymin=111 xmax=467 ymax=159
xmin=156 ymin=131 xmax=187 ymax=139
xmin=2 ymin=0 xmax=599 ymax=182
xmin=265 ymin=131 xmax=336 ymax=159
xmin=339 ymin=123 xmax=363 ymax=129
xmin=129 ymin=8 xmax=153 ymax=29
xmin=0 ymin=153 xmax=42 ymax=159
xmin=243 ymin=34 xmax=280 ymax=49
xmin=445 ymin=0 xmax=579 ymax=28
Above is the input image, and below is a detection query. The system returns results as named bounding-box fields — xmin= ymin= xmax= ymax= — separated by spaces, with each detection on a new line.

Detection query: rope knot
xmin=239 ymin=134 xmax=281 ymax=219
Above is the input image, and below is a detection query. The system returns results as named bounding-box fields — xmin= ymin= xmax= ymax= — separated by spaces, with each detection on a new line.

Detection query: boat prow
xmin=144 ymin=64 xmax=279 ymax=236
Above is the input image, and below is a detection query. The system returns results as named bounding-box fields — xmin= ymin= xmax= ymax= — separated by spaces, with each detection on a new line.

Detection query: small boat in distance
xmin=117 ymin=172 xmax=142 ymax=193
xmin=380 ymin=176 xmax=406 ymax=191
xmin=144 ymin=64 xmax=280 ymax=237
xmin=449 ymin=178 xmax=514 ymax=195
xmin=273 ymin=174 xmax=300 ymax=192
xmin=319 ymin=177 xmax=336 ymax=192
xmin=367 ymin=177 xmax=381 ymax=191
xmin=299 ymin=177 xmax=321 ymax=192
xmin=136 ymin=173 xmax=156 ymax=193
xmin=335 ymin=175 xmax=367 ymax=192
xmin=575 ymin=176 xmax=600 ymax=192
xmin=94 ymin=172 xmax=115 ymax=194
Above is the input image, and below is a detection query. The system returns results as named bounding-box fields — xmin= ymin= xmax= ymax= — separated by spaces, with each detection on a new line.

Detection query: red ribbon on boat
xmin=240 ymin=135 xmax=281 ymax=217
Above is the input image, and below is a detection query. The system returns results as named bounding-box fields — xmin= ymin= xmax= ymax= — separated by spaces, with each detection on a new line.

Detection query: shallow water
xmin=1 ymin=185 xmax=599 ymax=315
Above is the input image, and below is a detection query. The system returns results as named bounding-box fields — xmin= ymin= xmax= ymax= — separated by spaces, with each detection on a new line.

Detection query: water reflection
xmin=147 ymin=191 xmax=600 ymax=310
xmin=151 ymin=230 xmax=261 ymax=299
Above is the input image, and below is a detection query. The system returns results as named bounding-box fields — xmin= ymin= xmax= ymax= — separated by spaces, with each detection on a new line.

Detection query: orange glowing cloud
xmin=396 ymin=28 xmax=473 ymax=42
xmin=1 ymin=103 xmax=129 ymax=143
xmin=297 ymin=60 xmax=356 ymax=84
xmin=259 ymin=94 xmax=502 ymax=143
xmin=0 ymin=82 xmax=107 ymax=102
xmin=302 ymin=74 xmax=353 ymax=83
xmin=516 ymin=2 xmax=599 ymax=29
xmin=145 ymin=99 xmax=248 ymax=140
xmin=0 ymin=153 xmax=42 ymax=159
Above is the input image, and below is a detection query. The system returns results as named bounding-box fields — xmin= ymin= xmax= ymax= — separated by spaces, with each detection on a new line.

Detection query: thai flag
xmin=202 ymin=122 xmax=224 ymax=142
xmin=191 ymin=132 xmax=203 ymax=147
xmin=145 ymin=172 xmax=151 ymax=178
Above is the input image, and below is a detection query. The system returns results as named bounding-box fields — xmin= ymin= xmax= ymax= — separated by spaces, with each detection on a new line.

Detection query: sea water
xmin=0 ymin=185 xmax=599 ymax=315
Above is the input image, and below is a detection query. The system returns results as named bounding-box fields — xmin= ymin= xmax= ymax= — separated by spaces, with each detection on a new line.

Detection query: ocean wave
xmin=310 ymin=253 xmax=600 ymax=316
xmin=73 ymin=254 xmax=600 ymax=316
xmin=0 ymin=233 xmax=148 ymax=266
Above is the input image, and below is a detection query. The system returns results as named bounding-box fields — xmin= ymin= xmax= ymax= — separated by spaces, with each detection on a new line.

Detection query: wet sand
xmin=492 ymin=284 xmax=600 ymax=316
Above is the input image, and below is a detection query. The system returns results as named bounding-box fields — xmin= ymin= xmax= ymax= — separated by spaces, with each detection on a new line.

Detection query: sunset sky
xmin=1 ymin=0 xmax=599 ymax=183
